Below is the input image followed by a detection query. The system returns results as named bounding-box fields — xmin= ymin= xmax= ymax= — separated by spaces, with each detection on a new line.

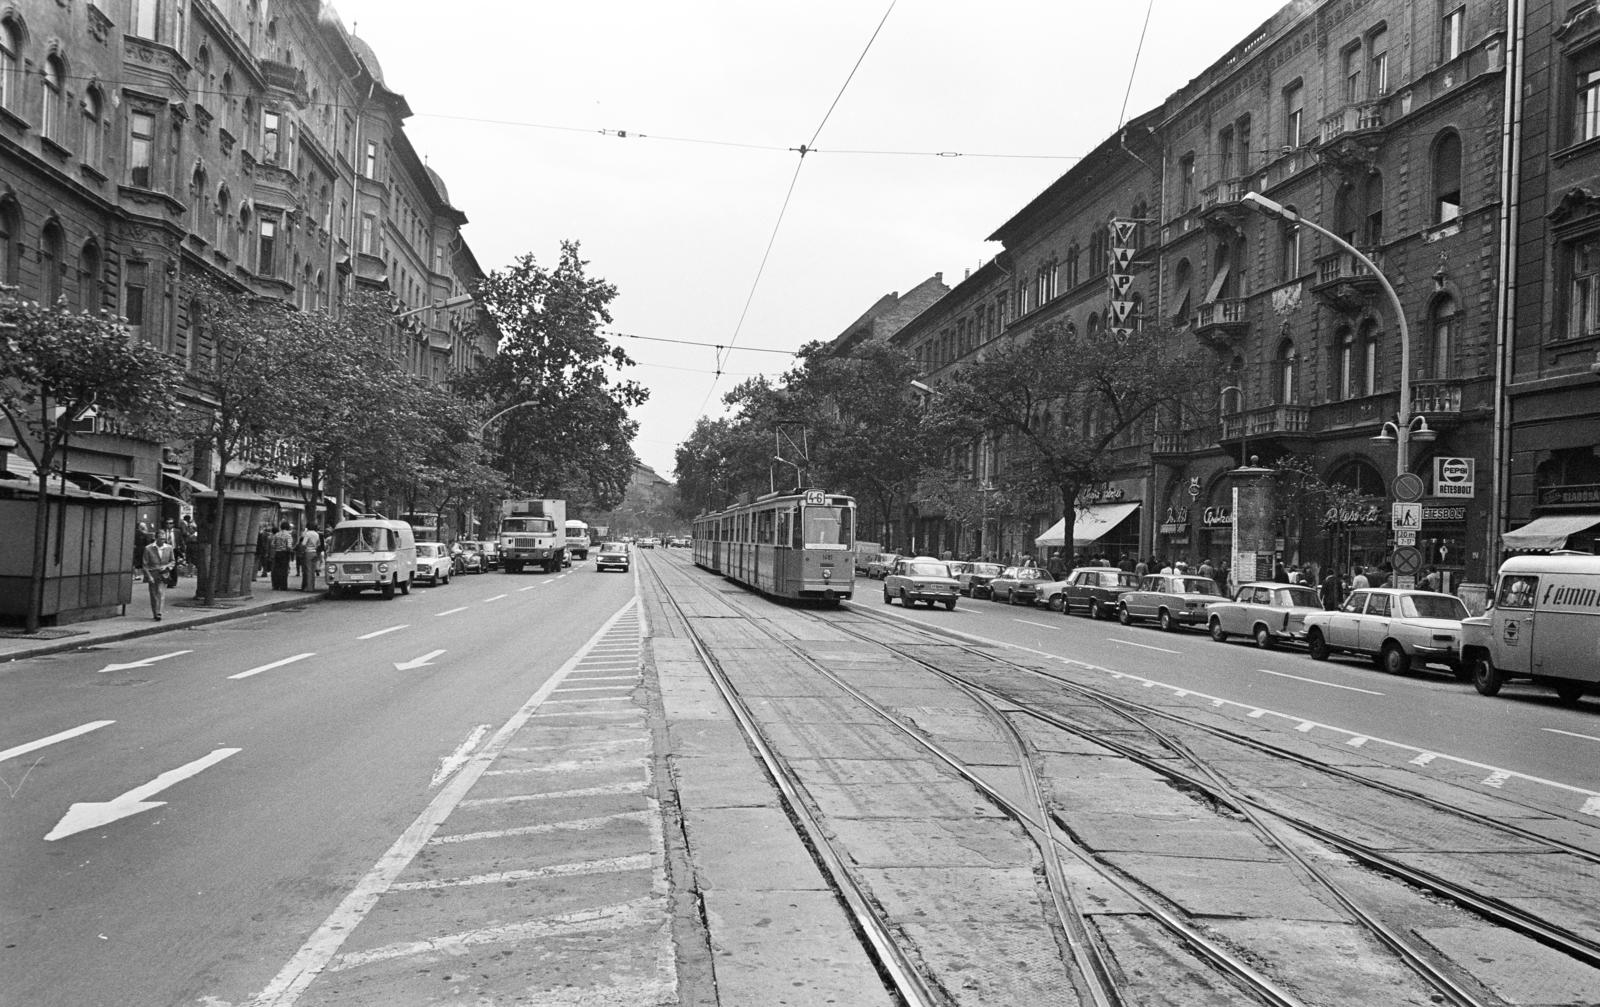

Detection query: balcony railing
xmin=1199 ymin=178 xmax=1248 ymax=212
xmin=1313 ymin=248 xmax=1383 ymax=286
xmin=1410 ymin=378 xmax=1463 ymax=415
xmin=1220 ymin=404 xmax=1311 ymax=441
xmin=1319 ymin=100 xmax=1386 ymax=144
xmin=1194 ymin=298 xmax=1248 ymax=334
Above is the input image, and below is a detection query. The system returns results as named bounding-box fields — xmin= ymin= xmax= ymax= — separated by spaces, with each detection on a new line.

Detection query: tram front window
xmin=800 ymin=505 xmax=852 ymax=547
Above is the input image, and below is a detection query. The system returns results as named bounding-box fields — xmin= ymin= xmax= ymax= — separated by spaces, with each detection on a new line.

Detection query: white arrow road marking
xmin=44 ymin=747 xmax=240 ymax=841
xmin=97 ymin=650 xmax=193 ymax=674
xmin=230 ymin=653 xmax=316 ymax=680
xmin=1 ymin=720 xmax=115 ymax=763
xmin=394 ymin=650 xmax=446 ymax=671
xmin=430 ymin=725 xmax=489 ymax=788
xmin=357 ymin=625 xmax=409 ymax=640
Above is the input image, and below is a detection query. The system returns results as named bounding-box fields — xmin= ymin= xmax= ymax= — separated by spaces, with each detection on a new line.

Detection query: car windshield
xmin=601 ymin=542 xmax=627 ymax=551
xmin=1275 ymin=587 xmax=1321 ymax=607
xmin=800 ymin=505 xmax=853 ymax=547
xmin=1178 ymin=577 xmax=1223 ymax=596
xmin=971 ymin=564 xmax=1003 ymax=576
xmin=417 ymin=544 xmax=440 ymax=557
xmin=330 ymin=527 xmax=394 ymax=552
xmin=1401 ymin=594 xmax=1468 ymax=620
xmin=906 ymin=562 xmax=951 ymax=578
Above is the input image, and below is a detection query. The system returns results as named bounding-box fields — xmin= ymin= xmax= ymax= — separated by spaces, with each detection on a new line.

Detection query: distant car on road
xmin=987 ymin=566 xmax=1052 ymax=605
xmin=1207 ymin=582 xmax=1323 ymax=649
xmin=454 ymin=542 xmax=485 ymax=574
xmin=883 ymin=556 xmax=960 ymax=610
xmin=639 ymin=537 xmax=660 ymax=549
xmin=595 ymin=541 xmax=631 ymax=573
xmin=415 ymin=542 xmax=453 ymax=586
xmin=956 ymin=562 xmax=1005 ymax=598
xmin=1118 ymin=573 xmax=1227 ymax=631
xmin=1301 ymin=588 xmax=1469 ymax=676
xmin=866 ymin=553 xmax=900 ymax=580
xmin=1061 ymin=567 xmax=1140 ymax=619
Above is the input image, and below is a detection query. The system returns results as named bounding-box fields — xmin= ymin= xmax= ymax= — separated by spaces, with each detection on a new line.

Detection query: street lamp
xmin=476 ymin=399 xmax=538 ymax=437
xmin=1240 ymin=192 xmax=1429 ymax=483
xmin=394 ymin=292 xmax=476 ymax=321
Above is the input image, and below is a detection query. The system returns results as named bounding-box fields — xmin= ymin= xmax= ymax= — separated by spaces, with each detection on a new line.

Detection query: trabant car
xmin=883 ymin=556 xmax=961 ymax=610
xmin=1061 ymin=567 xmax=1140 ymax=620
xmin=414 ymin=542 xmax=453 ymax=586
xmin=988 ymin=566 xmax=1052 ymax=605
xmin=595 ymin=541 xmax=631 ymax=573
xmin=1207 ymin=582 xmax=1323 ymax=649
xmin=454 ymin=542 xmax=485 ymax=574
xmin=1302 ymin=588 xmax=1469 ymax=676
xmin=1463 ymin=553 xmax=1600 ymax=702
xmin=1118 ymin=574 xmax=1227 ymax=631
xmin=956 ymin=562 xmax=1004 ymax=598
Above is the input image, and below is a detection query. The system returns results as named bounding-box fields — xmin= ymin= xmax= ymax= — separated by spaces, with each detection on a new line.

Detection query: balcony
xmin=1410 ymin=378 xmax=1464 ymax=427
xmin=1193 ymin=298 xmax=1248 ymax=344
xmin=1198 ymin=178 xmax=1250 ymax=230
xmin=1317 ymin=99 xmax=1387 ymax=171
xmin=1217 ymin=404 xmax=1312 ymax=465
xmin=1310 ymin=248 xmax=1384 ymax=313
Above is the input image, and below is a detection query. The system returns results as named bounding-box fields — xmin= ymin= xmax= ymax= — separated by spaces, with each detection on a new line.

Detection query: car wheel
xmin=901 ymin=588 xmax=912 ymax=607
xmin=1158 ymin=609 xmax=1176 ymax=632
xmin=1209 ymin=618 xmax=1227 ymax=643
xmin=400 ymin=575 xmax=412 ymax=596
xmin=1253 ymin=625 xmax=1274 ymax=650
xmin=442 ymin=571 xmax=450 ymax=585
xmin=1118 ymin=604 xmax=1132 ymax=626
xmin=1307 ymin=629 xmax=1329 ymax=661
xmin=381 ymin=578 xmax=395 ymax=600
xmin=1555 ymin=680 xmax=1587 ymax=704
xmin=1089 ymin=600 xmax=1103 ymax=621
xmin=1381 ymin=642 xmax=1410 ymax=675
xmin=943 ymin=599 xmax=956 ymax=611
xmin=1048 ymin=594 xmax=1064 ymax=612
xmin=1472 ymin=656 xmax=1503 ymax=696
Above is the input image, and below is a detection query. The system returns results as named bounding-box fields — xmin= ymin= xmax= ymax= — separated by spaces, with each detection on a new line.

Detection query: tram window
xmin=777 ymin=509 xmax=792 ymax=548
xmin=799 ymin=505 xmax=853 ymax=546
xmin=757 ymin=509 xmax=774 ymax=544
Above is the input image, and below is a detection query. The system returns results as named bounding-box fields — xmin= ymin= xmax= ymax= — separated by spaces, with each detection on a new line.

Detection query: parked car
xmin=956 ymin=562 xmax=1005 ymax=598
xmin=414 ymin=542 xmax=453 ymax=586
xmin=595 ymin=541 xmax=631 ymax=573
xmin=639 ymin=537 xmax=660 ymax=549
xmin=988 ymin=566 xmax=1052 ymax=605
xmin=453 ymin=542 xmax=485 ymax=574
xmin=883 ymin=556 xmax=961 ymax=610
xmin=1302 ymin=588 xmax=1469 ymax=676
xmin=1464 ymin=553 xmax=1600 ymax=702
xmin=1118 ymin=573 xmax=1227 ymax=631
xmin=473 ymin=538 xmax=501 ymax=570
xmin=1061 ymin=567 xmax=1140 ymax=619
xmin=866 ymin=553 xmax=901 ymax=579
xmin=1206 ymin=582 xmax=1323 ymax=648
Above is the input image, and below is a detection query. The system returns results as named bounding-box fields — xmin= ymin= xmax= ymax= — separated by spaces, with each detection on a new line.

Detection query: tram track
xmin=645 ymin=550 xmax=1518 ymax=1006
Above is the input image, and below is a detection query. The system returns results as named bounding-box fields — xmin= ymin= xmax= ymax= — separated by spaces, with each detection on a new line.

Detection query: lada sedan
xmin=988 ymin=566 xmax=1052 ymax=605
xmin=1061 ymin=567 xmax=1140 ymax=619
xmin=957 ymin=562 xmax=1005 ymax=598
xmin=595 ymin=541 xmax=630 ymax=573
xmin=1118 ymin=574 xmax=1227 ymax=631
xmin=1207 ymin=582 xmax=1323 ymax=649
xmin=883 ymin=556 xmax=961 ymax=610
xmin=1302 ymin=588 xmax=1470 ymax=676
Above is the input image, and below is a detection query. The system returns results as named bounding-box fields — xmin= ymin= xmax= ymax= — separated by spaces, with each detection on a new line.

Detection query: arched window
xmin=1432 ymin=130 xmax=1462 ymax=223
xmin=81 ymin=86 xmax=104 ymax=170
xmin=1172 ymin=257 xmax=1193 ymax=325
xmin=187 ymin=297 xmax=205 ymax=372
xmin=1065 ymin=241 xmax=1080 ymax=288
xmin=1358 ymin=318 xmax=1380 ymax=396
xmin=1330 ymin=458 xmax=1386 ymax=496
xmin=215 ymin=184 xmax=230 ymax=251
xmin=40 ymin=219 xmax=65 ymax=304
xmin=1129 ymin=199 xmax=1148 ymax=250
xmin=1363 ymin=171 xmax=1384 ymax=246
xmin=78 ymin=239 xmax=102 ymax=311
xmin=190 ymin=164 xmax=207 ymax=234
xmin=1336 ymin=325 xmax=1355 ymax=399
xmin=1428 ymin=294 xmax=1458 ymax=379
xmin=42 ymin=53 xmax=67 ymax=143
xmin=238 ymin=202 xmax=252 ymax=261
xmin=1275 ymin=339 xmax=1299 ymax=404
xmin=0 ymin=196 xmax=21 ymax=286
xmin=0 ymin=16 xmax=22 ymax=112
xmin=1087 ymin=312 xmax=1101 ymax=338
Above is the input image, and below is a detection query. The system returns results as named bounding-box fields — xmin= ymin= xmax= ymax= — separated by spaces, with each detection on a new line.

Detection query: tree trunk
xmin=25 ymin=451 xmax=51 ymax=633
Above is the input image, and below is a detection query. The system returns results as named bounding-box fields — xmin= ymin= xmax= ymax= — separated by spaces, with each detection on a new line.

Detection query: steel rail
xmin=841 ymin=603 xmax=1600 ymax=973
xmin=640 ymin=554 xmax=943 ymax=1007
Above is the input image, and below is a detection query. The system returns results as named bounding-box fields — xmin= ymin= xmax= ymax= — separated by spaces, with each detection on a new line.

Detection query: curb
xmin=0 ymin=591 xmax=329 ymax=663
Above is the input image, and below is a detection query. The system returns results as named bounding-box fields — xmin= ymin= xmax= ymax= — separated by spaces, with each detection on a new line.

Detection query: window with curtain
xmin=1569 ymin=237 xmax=1600 ymax=339
xmin=1283 ymin=82 xmax=1304 ymax=147
xmin=1337 ymin=326 xmax=1355 ymax=399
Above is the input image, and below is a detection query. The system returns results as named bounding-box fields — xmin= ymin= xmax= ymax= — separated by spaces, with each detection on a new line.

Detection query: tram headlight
xmin=822 ymin=568 xmax=832 ymax=580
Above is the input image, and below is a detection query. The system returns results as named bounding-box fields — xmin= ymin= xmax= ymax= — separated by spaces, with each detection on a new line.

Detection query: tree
xmin=459 ymin=242 xmax=647 ymax=506
xmin=0 ymin=289 xmax=181 ymax=631
xmin=935 ymin=323 xmax=1213 ymax=553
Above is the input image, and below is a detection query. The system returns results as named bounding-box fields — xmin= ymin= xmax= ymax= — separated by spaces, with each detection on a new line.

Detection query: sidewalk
xmin=0 ymin=575 xmax=327 ymax=663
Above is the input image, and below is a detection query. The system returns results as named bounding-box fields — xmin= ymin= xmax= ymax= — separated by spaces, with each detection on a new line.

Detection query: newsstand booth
xmin=0 ymin=477 xmax=135 ymax=626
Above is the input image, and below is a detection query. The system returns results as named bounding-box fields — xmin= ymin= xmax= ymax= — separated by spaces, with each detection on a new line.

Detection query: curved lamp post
xmin=1240 ymin=193 xmax=1434 ymax=483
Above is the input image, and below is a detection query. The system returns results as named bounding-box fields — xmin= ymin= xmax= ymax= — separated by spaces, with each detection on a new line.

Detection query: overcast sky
xmin=330 ymin=0 xmax=1288 ymax=480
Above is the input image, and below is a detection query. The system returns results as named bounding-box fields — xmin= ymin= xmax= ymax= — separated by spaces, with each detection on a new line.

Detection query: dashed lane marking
xmin=1256 ymin=668 xmax=1384 ymax=695
xmin=1544 ymin=728 xmax=1600 ymax=744
xmin=357 ymin=625 xmax=408 ymax=640
xmin=1012 ymin=619 xmax=1059 ymax=631
xmin=1109 ymin=638 xmax=1180 ymax=654
xmin=230 ymin=653 xmax=316 ymax=681
xmin=484 ymin=594 xmax=508 ymax=602
xmin=1 ymin=721 xmax=115 ymax=763
xmin=434 ymin=606 xmax=469 ymax=617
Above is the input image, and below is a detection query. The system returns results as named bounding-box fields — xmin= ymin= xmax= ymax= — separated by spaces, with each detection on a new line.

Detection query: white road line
xmin=230 ymin=653 xmax=316 ymax=680
xmin=1543 ymin=727 xmax=1600 ymax=744
xmin=1 ymin=720 xmax=115 ymax=764
xmin=557 ymin=686 xmax=636 ymax=693
xmin=516 ymin=585 xmax=539 ymax=592
xmin=357 ymin=625 xmax=408 ymax=640
xmin=247 ymin=597 xmax=641 ymax=1007
xmin=485 ymin=757 xmax=649 ymax=776
xmin=459 ymin=781 xmax=648 ymax=807
xmin=430 ymin=725 xmax=490 ymax=788
xmin=1255 ymin=668 xmax=1385 ymax=695
xmin=389 ymin=854 xmax=652 ymax=892
xmin=564 ymin=675 xmax=638 ymax=682
xmin=434 ymin=606 xmax=469 ymax=617
xmin=1012 ymin=619 xmax=1059 ymax=631
xmin=430 ymin=811 xmax=648 ymax=845
xmin=542 ymin=696 xmax=632 ymax=705
xmin=484 ymin=594 xmax=508 ymax=602
xmin=1109 ymin=638 xmax=1181 ymax=654
xmin=508 ymin=737 xmax=648 ymax=755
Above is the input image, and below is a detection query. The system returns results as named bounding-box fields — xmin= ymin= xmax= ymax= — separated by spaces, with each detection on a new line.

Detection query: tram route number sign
xmin=803 ymin=489 xmax=826 ymax=505
xmin=1391 ymin=546 xmax=1424 ymax=576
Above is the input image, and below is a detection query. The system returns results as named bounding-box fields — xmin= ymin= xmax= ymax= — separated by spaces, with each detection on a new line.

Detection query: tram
xmin=692 ymin=489 xmax=856 ymax=604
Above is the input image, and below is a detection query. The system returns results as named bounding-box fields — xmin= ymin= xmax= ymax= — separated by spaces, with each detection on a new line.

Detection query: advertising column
xmin=1230 ymin=466 xmax=1277 ymax=589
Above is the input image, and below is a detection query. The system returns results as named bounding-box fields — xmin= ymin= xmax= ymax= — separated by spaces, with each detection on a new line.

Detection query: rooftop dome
xmin=425 ymin=166 xmax=450 ymax=205
xmin=347 ymin=34 xmax=384 ymax=86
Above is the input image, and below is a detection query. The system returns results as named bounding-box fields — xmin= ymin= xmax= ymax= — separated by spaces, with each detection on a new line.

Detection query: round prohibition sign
xmin=1391 ymin=546 xmax=1424 ymax=576
xmin=1392 ymin=472 xmax=1425 ymax=502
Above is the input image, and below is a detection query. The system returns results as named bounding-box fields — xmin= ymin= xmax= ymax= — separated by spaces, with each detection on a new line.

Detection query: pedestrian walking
xmin=299 ymin=524 xmax=322 ymax=591
xmin=270 ymin=521 xmax=295 ymax=591
xmin=143 ymin=529 xmax=176 ymax=620
xmin=1321 ymin=567 xmax=1343 ymax=610
xmin=133 ymin=519 xmax=152 ymax=577
xmin=1351 ymin=567 xmax=1371 ymax=591
xmin=163 ymin=518 xmax=182 ymax=587
xmin=256 ymin=524 xmax=272 ymax=579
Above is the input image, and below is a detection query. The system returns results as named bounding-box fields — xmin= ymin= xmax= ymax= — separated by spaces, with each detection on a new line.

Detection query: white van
xmin=1462 ymin=552 xmax=1600 ymax=703
xmin=323 ymin=518 xmax=416 ymax=599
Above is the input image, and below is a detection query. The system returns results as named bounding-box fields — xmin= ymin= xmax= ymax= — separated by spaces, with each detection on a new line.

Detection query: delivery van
xmin=323 ymin=518 xmax=416 ymax=599
xmin=1462 ymin=552 xmax=1600 ymax=703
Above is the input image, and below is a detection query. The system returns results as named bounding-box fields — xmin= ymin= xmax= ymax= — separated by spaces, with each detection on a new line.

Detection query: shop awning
xmin=1035 ymin=502 xmax=1141 ymax=549
xmin=80 ymin=474 xmax=184 ymax=504
xmin=1502 ymin=514 xmax=1600 ymax=552
xmin=162 ymin=468 xmax=211 ymax=493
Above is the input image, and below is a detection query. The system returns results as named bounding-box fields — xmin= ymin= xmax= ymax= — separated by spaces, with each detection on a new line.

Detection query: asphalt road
xmin=1 ymin=561 xmax=635 ymax=1007
xmin=849 ymin=584 xmax=1600 ymax=814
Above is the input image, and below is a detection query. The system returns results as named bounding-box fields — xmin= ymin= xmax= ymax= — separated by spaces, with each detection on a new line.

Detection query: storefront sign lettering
xmin=1080 ymin=486 xmax=1127 ymax=504
xmin=1539 ymin=483 xmax=1600 ymax=507
xmin=1201 ymin=506 xmax=1233 ymax=528
xmin=1422 ymin=506 xmax=1466 ymax=523
xmin=1323 ymin=503 xmax=1384 ymax=527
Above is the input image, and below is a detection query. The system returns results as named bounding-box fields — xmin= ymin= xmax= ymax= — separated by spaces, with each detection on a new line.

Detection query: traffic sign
xmin=1392 ymin=472 xmax=1424 ymax=502
xmin=1391 ymin=546 xmax=1424 ymax=576
xmin=1391 ymin=502 xmax=1422 ymax=530
xmin=1393 ymin=529 xmax=1417 ymax=547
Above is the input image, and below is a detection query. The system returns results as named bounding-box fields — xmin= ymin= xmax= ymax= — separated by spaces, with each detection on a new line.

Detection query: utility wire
xmin=1117 ymin=0 xmax=1158 ymax=131
xmin=603 ymin=330 xmax=800 ymax=356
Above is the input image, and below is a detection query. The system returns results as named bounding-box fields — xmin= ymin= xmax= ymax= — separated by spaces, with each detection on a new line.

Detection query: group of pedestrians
xmin=256 ymin=521 xmax=324 ymax=591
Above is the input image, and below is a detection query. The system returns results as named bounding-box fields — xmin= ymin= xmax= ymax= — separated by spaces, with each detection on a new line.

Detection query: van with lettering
xmin=1462 ymin=553 xmax=1600 ymax=703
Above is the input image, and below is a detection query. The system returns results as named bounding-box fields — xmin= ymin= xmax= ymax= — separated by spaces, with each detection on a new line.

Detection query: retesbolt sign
xmin=1433 ymin=457 xmax=1475 ymax=498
